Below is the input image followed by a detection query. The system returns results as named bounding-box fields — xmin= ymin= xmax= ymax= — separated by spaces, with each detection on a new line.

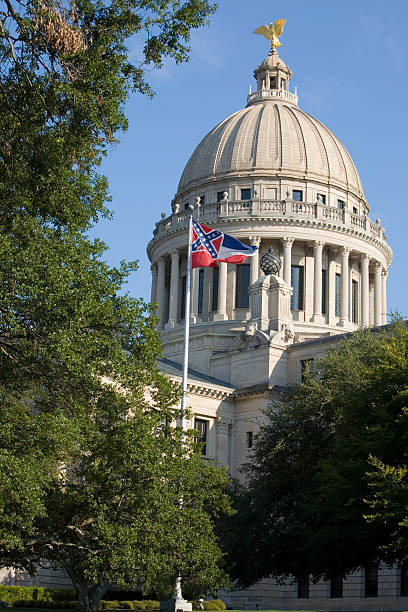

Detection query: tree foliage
xmin=218 ymin=320 xmax=408 ymax=586
xmin=0 ymin=0 xmax=225 ymax=606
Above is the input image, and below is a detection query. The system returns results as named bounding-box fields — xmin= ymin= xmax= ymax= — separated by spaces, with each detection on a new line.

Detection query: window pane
xmin=322 ymin=269 xmax=327 ymax=314
xmin=200 ymin=195 xmax=205 ymax=205
xmin=401 ymin=563 xmax=408 ymax=596
xmin=297 ymin=575 xmax=309 ymax=598
xmin=212 ymin=266 xmax=219 ymax=312
xmin=337 ymin=199 xmax=345 ymax=209
xmin=365 ymin=562 xmax=378 ymax=597
xmin=246 ymin=431 xmax=253 ymax=448
xmin=330 ymin=574 xmax=343 ymax=598
xmin=291 ymin=265 xmax=304 ymax=310
xmin=317 ymin=193 xmax=326 ymax=204
xmin=292 ymin=189 xmax=303 ymax=202
xmin=217 ymin=191 xmax=225 ymax=202
xmin=235 ymin=264 xmax=250 ymax=308
xmin=195 ymin=418 xmax=208 ymax=456
xmin=352 ymin=279 xmax=358 ymax=323
xmin=198 ymin=269 xmax=204 ymax=314
xmin=241 ymin=188 xmax=251 ymax=200
xmin=335 ymin=273 xmax=341 ymax=317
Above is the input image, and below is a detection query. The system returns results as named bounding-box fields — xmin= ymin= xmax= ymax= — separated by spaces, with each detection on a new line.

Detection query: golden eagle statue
xmin=254 ymin=19 xmax=287 ymax=50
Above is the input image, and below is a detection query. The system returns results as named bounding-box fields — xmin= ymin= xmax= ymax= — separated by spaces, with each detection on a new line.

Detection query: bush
xmin=13 ymin=600 xmax=77 ymax=609
xmin=98 ymin=602 xmax=159 ymax=611
xmin=202 ymin=601 xmax=226 ymax=611
xmin=0 ymin=587 xmax=76 ymax=606
xmin=119 ymin=603 xmax=132 ymax=610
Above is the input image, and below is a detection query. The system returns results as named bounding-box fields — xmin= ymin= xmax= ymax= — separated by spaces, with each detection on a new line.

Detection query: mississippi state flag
xmin=191 ymin=219 xmax=257 ymax=268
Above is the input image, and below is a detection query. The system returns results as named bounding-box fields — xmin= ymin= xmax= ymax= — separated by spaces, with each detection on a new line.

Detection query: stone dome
xmin=177 ymin=101 xmax=365 ymax=201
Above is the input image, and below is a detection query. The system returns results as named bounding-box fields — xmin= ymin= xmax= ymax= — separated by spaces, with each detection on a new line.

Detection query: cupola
xmin=247 ymin=48 xmax=298 ymax=106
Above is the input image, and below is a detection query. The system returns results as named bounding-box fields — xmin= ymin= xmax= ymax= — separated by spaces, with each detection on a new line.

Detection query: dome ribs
xmin=298 ymin=110 xmax=330 ymax=179
xmin=282 ymin=104 xmax=307 ymax=172
xmin=214 ymin=108 xmax=251 ymax=175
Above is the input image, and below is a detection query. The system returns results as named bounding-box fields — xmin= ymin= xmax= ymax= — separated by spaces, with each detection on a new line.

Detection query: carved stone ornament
xmin=260 ymin=247 xmax=282 ymax=276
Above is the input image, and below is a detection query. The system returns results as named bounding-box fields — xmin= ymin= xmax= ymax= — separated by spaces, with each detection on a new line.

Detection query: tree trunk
xmin=66 ymin=570 xmax=110 ymax=612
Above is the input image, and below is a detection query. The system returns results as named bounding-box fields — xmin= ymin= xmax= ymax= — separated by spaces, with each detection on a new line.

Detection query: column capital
xmin=249 ymin=235 xmax=261 ymax=247
xmin=360 ymin=253 xmax=370 ymax=263
xmin=341 ymin=246 xmax=350 ymax=256
xmin=157 ymin=255 xmax=165 ymax=265
xmin=382 ymin=268 xmax=388 ymax=279
xmin=375 ymin=261 xmax=383 ymax=271
xmin=150 ymin=263 xmax=158 ymax=274
xmin=281 ymin=237 xmax=294 ymax=247
xmin=170 ymin=249 xmax=179 ymax=261
xmin=313 ymin=240 xmax=325 ymax=251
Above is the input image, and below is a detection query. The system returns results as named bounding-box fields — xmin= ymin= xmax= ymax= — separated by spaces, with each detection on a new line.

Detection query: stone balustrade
xmin=152 ymin=199 xmax=388 ymax=245
xmin=246 ymin=88 xmax=298 ymax=106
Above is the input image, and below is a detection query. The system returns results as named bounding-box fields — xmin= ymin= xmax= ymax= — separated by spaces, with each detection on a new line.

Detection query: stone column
xmin=382 ymin=269 xmax=388 ymax=325
xmin=282 ymin=237 xmax=294 ymax=285
xmin=214 ymin=262 xmax=228 ymax=321
xmin=360 ymin=254 xmax=370 ymax=327
xmin=165 ymin=250 xmax=179 ymax=329
xmin=156 ymin=256 xmax=166 ymax=329
xmin=249 ymin=236 xmax=261 ymax=285
xmin=374 ymin=262 xmax=383 ymax=326
xmin=312 ymin=241 xmax=324 ymax=323
xmin=327 ymin=249 xmax=337 ymax=326
xmin=150 ymin=263 xmax=158 ymax=304
xmin=340 ymin=246 xmax=350 ymax=327
xmin=190 ymin=267 xmax=199 ymax=324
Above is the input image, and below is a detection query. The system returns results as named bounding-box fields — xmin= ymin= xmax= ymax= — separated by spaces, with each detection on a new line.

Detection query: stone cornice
xmin=147 ymin=212 xmax=392 ymax=265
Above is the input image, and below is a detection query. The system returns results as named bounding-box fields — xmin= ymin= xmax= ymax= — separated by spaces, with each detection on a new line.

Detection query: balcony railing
xmin=152 ymin=199 xmax=388 ymax=244
xmin=246 ymin=88 xmax=298 ymax=106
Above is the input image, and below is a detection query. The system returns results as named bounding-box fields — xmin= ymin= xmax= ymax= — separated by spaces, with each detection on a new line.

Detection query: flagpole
xmin=180 ymin=204 xmax=194 ymax=428
xmin=173 ymin=205 xmax=194 ymax=608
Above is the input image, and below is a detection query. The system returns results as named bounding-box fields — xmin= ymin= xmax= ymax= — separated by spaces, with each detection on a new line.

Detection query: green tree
xmin=0 ymin=0 xmax=225 ymax=603
xmin=218 ymin=321 xmax=408 ymax=586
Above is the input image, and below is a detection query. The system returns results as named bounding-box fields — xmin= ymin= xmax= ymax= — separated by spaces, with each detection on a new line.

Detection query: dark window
xmin=246 ymin=431 xmax=253 ymax=448
xmin=212 ymin=267 xmax=219 ymax=311
xmin=353 ymin=206 xmax=358 ymax=214
xmin=317 ymin=193 xmax=326 ymax=204
xmin=297 ymin=575 xmax=309 ymax=599
xmin=217 ymin=191 xmax=225 ymax=202
xmin=335 ymin=273 xmax=341 ymax=317
xmin=337 ymin=199 xmax=345 ymax=210
xmin=270 ymin=77 xmax=276 ymax=88
xmin=330 ymin=574 xmax=343 ymax=598
xmin=195 ymin=418 xmax=208 ymax=456
xmin=352 ymin=279 xmax=358 ymax=323
xmin=291 ymin=265 xmax=304 ymax=310
xmin=300 ymin=359 xmax=314 ymax=382
xmin=401 ymin=563 xmax=408 ymax=596
xmin=198 ymin=269 xmax=204 ymax=314
xmin=184 ymin=202 xmax=189 ymax=210
xmin=235 ymin=264 xmax=250 ymax=308
xmin=181 ymin=275 xmax=187 ymax=319
xmin=200 ymin=195 xmax=205 ymax=205
xmin=322 ymin=269 xmax=327 ymax=314
xmin=365 ymin=562 xmax=378 ymax=597
xmin=241 ymin=188 xmax=251 ymax=200
xmin=292 ymin=189 xmax=303 ymax=202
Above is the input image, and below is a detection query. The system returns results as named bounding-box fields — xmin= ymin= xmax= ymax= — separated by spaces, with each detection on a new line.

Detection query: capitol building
xmin=147 ymin=33 xmax=404 ymax=611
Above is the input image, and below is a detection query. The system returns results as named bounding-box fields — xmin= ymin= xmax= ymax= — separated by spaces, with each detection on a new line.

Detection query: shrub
xmin=119 ymin=603 xmax=133 ymax=610
xmin=0 ymin=587 xmax=76 ymax=606
xmin=202 ymin=600 xmax=226 ymax=611
xmin=13 ymin=600 xmax=77 ymax=609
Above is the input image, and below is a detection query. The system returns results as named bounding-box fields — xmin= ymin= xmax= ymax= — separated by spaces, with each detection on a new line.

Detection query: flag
xmin=191 ymin=219 xmax=257 ymax=268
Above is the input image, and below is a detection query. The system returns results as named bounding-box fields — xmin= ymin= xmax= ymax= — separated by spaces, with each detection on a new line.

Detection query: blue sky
xmin=90 ymin=0 xmax=408 ymax=317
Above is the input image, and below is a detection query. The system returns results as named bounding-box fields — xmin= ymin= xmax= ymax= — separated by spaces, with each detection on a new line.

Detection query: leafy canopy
xmin=218 ymin=320 xmax=408 ymax=586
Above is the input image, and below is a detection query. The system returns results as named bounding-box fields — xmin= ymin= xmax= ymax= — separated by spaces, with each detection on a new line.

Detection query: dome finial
xmin=253 ymin=19 xmax=287 ymax=52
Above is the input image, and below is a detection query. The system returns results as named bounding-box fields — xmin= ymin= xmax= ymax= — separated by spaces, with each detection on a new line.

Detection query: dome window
xmin=217 ymin=191 xmax=225 ymax=202
xmin=292 ymin=189 xmax=303 ymax=202
xmin=184 ymin=201 xmax=190 ymax=210
xmin=241 ymin=188 xmax=251 ymax=200
xmin=269 ymin=76 xmax=276 ymax=88
xmin=337 ymin=199 xmax=345 ymax=210
xmin=235 ymin=264 xmax=250 ymax=308
xmin=317 ymin=193 xmax=326 ymax=204
xmin=200 ymin=195 xmax=205 ymax=205
xmin=353 ymin=206 xmax=358 ymax=215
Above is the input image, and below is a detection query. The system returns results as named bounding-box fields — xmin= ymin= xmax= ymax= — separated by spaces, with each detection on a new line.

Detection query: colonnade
xmin=151 ymin=237 xmax=387 ymax=330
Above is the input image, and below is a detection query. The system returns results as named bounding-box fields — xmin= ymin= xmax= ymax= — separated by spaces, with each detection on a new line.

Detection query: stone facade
xmin=147 ymin=44 xmax=405 ymax=610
